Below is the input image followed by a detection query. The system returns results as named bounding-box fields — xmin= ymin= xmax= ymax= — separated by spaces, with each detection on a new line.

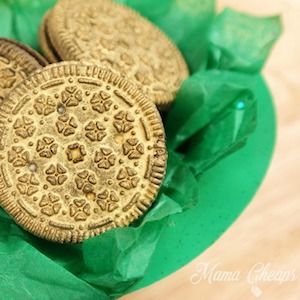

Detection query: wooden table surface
xmin=121 ymin=0 xmax=300 ymax=299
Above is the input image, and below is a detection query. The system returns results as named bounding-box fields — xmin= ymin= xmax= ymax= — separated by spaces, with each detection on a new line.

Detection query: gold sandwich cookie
xmin=0 ymin=38 xmax=47 ymax=103
xmin=0 ymin=62 xmax=167 ymax=243
xmin=40 ymin=0 xmax=189 ymax=106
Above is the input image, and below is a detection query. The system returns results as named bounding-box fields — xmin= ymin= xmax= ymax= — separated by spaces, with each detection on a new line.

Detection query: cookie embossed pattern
xmin=0 ymin=62 xmax=167 ymax=243
xmin=40 ymin=0 xmax=189 ymax=106
xmin=0 ymin=38 xmax=47 ymax=104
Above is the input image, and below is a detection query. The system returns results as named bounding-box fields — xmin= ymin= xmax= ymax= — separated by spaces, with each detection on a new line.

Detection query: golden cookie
xmin=46 ymin=0 xmax=189 ymax=105
xmin=0 ymin=62 xmax=167 ymax=243
xmin=0 ymin=38 xmax=47 ymax=104
xmin=38 ymin=11 xmax=60 ymax=64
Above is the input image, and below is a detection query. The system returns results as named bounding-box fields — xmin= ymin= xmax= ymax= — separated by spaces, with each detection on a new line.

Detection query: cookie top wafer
xmin=0 ymin=38 xmax=47 ymax=103
xmin=38 ymin=11 xmax=60 ymax=64
xmin=0 ymin=62 xmax=167 ymax=243
xmin=47 ymin=0 xmax=189 ymax=105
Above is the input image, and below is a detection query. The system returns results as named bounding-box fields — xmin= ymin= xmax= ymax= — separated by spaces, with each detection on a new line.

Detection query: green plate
xmin=132 ymin=75 xmax=276 ymax=291
xmin=0 ymin=0 xmax=279 ymax=298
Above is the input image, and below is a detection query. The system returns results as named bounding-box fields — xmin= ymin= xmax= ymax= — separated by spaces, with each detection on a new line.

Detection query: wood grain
xmin=121 ymin=0 xmax=300 ymax=299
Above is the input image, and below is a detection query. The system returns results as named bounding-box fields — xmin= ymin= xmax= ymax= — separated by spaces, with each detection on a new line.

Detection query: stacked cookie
xmin=0 ymin=0 xmax=188 ymax=243
xmin=39 ymin=0 xmax=189 ymax=107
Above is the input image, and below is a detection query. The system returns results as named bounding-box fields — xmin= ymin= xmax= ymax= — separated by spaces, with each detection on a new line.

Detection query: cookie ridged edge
xmin=0 ymin=38 xmax=47 ymax=75
xmin=0 ymin=62 xmax=167 ymax=243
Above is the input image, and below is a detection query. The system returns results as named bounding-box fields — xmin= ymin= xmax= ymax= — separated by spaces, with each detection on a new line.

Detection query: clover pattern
xmin=45 ymin=163 xmax=68 ymax=186
xmin=13 ymin=116 xmax=36 ymax=139
xmin=39 ymin=193 xmax=61 ymax=217
xmin=113 ymin=111 xmax=135 ymax=133
xmin=99 ymin=38 xmax=117 ymax=51
xmin=56 ymin=114 xmax=77 ymax=136
xmin=36 ymin=137 xmax=58 ymax=158
xmin=90 ymin=91 xmax=112 ymax=114
xmin=123 ymin=138 xmax=144 ymax=159
xmin=34 ymin=94 xmax=56 ymax=116
xmin=17 ymin=173 xmax=39 ymax=196
xmin=66 ymin=143 xmax=86 ymax=164
xmin=97 ymin=189 xmax=119 ymax=212
xmin=7 ymin=146 xmax=29 ymax=167
xmin=75 ymin=170 xmax=97 ymax=194
xmin=75 ymin=29 xmax=93 ymax=42
xmin=85 ymin=121 xmax=107 ymax=142
xmin=117 ymin=167 xmax=140 ymax=190
xmin=61 ymin=86 xmax=83 ymax=107
xmin=120 ymin=53 xmax=134 ymax=66
xmin=94 ymin=147 xmax=116 ymax=170
xmin=0 ymin=68 xmax=16 ymax=89
xmin=135 ymin=71 xmax=151 ymax=86
xmin=70 ymin=199 xmax=91 ymax=221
